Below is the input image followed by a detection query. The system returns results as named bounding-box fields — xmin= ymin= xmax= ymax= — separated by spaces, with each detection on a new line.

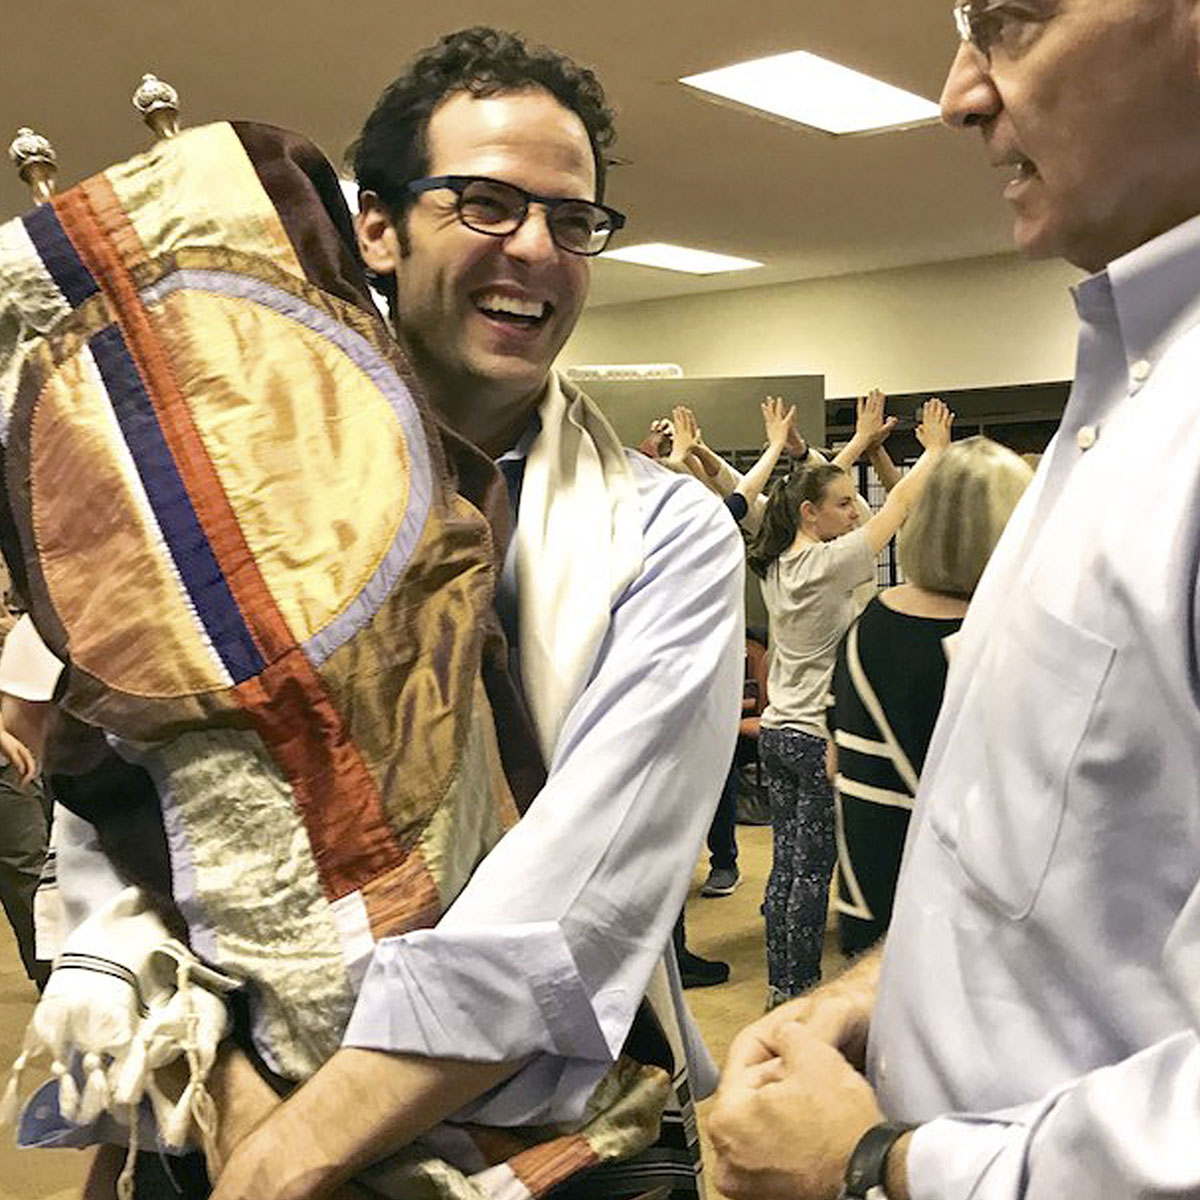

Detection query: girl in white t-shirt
xmin=747 ymin=392 xmax=953 ymax=1004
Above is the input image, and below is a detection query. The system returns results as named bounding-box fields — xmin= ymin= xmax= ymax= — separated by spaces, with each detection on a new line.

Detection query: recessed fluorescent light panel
xmin=680 ymin=50 xmax=940 ymax=135
xmin=601 ymin=242 xmax=762 ymax=275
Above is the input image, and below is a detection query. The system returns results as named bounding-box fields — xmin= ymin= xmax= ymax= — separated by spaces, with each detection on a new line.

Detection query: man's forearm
xmin=213 ymin=1048 xmax=521 ymax=1200
xmin=831 ymin=945 xmax=911 ymax=1200
xmin=831 ymin=941 xmax=884 ymax=997
xmin=784 ymin=942 xmax=883 ymax=1068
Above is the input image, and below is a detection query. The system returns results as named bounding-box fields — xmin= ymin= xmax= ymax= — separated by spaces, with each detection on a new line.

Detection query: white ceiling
xmin=0 ymin=0 xmax=1014 ymax=310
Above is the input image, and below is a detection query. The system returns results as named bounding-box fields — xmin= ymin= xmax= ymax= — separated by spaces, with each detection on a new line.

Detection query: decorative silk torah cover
xmin=0 ymin=123 xmax=675 ymax=1197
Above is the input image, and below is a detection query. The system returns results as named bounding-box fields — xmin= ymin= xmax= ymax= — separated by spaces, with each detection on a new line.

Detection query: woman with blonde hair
xmin=830 ymin=435 xmax=1034 ymax=954
xmin=748 ymin=392 xmax=954 ymax=1005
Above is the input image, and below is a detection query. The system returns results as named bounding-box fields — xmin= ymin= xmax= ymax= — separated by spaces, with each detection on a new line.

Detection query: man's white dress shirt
xmin=872 ymin=212 xmax=1200 ymax=1198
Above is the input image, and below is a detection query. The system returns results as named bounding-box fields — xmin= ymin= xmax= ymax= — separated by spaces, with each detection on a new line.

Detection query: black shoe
xmin=700 ymin=866 xmax=741 ymax=897
xmin=680 ymin=950 xmax=731 ymax=989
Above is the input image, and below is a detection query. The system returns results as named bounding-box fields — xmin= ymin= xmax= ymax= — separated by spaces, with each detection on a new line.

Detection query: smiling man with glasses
xmin=404 ymin=175 xmax=625 ymax=257
xmin=196 ymin=25 xmax=743 ymax=1200
xmin=712 ymin=2 xmax=1200 ymax=1199
xmin=349 ymin=33 xmax=630 ymax=458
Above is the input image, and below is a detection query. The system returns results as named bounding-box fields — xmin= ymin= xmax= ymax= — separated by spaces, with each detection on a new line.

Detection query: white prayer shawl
xmin=512 ymin=372 xmax=715 ymax=1146
xmin=516 ymin=374 xmax=644 ymax=763
xmin=3 ymin=887 xmax=235 ymax=1196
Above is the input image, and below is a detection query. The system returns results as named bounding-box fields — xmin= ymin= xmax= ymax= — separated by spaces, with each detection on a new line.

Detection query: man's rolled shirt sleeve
xmin=909 ymin=1030 xmax=1200 ymax=1200
xmin=344 ymin=465 xmax=745 ymax=1120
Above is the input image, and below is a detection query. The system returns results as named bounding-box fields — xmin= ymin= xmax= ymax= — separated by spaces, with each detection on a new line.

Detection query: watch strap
xmin=840 ymin=1120 xmax=917 ymax=1198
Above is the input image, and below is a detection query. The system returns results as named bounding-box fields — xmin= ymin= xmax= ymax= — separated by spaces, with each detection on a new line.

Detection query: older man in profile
xmin=711 ymin=2 xmax=1200 ymax=1198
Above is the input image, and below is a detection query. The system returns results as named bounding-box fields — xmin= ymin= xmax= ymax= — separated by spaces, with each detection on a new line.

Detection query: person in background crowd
xmin=677 ymin=393 xmax=902 ymax=538
xmin=665 ymin=399 xmax=793 ymax=528
xmin=0 ymin=596 xmax=51 ymax=993
xmin=664 ymin=398 xmax=797 ymax=988
xmin=747 ymin=392 xmax=953 ymax=1006
xmin=667 ymin=399 xmax=796 ymax=904
xmin=829 ymin=436 xmax=1032 ymax=954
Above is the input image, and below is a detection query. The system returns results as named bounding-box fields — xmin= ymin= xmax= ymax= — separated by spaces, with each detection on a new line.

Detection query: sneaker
xmin=700 ymin=866 xmax=741 ymax=897
xmin=680 ymin=950 xmax=731 ymax=989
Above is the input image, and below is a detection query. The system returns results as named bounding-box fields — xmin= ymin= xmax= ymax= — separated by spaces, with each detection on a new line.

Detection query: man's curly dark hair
xmin=348 ymin=26 xmax=617 ymax=216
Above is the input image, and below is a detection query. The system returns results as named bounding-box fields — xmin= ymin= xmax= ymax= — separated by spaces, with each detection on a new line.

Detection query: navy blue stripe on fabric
xmin=88 ymin=325 xmax=266 ymax=683
xmin=22 ymin=203 xmax=100 ymax=308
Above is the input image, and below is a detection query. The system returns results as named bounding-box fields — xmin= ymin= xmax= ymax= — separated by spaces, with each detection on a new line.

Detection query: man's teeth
xmin=476 ymin=293 xmax=547 ymax=320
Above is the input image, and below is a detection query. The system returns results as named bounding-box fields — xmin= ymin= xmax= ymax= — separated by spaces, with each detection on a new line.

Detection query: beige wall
xmin=565 ymin=253 xmax=1083 ymax=398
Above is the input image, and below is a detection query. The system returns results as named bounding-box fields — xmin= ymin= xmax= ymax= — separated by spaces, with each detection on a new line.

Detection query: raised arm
xmin=664 ymin=406 xmax=722 ymax=490
xmin=688 ymin=428 xmax=758 ymax=502
xmin=867 ymin=442 xmax=903 ymax=493
xmin=733 ymin=397 xmax=795 ymax=511
xmin=664 ymin=405 xmax=701 ymax=468
xmin=859 ymin=398 xmax=954 ymax=555
xmin=688 ymin=438 xmax=731 ymax=483
xmin=833 ymin=389 xmax=898 ymax=473
xmin=784 ymin=420 xmax=810 ymax=464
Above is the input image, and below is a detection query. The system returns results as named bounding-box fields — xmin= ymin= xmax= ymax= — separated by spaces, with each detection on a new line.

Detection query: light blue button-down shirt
xmin=870 ymin=212 xmax=1200 ymax=1198
xmin=342 ymin=445 xmax=744 ymax=1123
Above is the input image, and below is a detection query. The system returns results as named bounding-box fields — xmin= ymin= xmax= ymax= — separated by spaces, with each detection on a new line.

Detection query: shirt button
xmin=1130 ymin=359 xmax=1152 ymax=382
xmin=1076 ymin=424 xmax=1097 ymax=451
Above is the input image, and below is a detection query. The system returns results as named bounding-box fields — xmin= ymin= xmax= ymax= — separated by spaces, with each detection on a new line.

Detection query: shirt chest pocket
xmin=929 ymin=600 xmax=1115 ymax=920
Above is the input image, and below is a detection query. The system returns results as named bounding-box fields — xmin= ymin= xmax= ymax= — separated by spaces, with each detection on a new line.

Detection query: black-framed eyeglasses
xmin=953 ymin=0 xmax=1050 ymax=60
xmin=406 ymin=175 xmax=626 ymax=256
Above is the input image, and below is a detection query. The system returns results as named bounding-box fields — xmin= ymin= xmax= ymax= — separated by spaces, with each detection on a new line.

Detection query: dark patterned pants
xmin=760 ymin=726 xmax=834 ymax=998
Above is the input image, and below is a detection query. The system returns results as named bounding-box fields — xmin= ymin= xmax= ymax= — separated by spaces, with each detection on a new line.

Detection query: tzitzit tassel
xmin=191 ymin=1079 xmax=220 ymax=1175
xmin=0 ymin=1052 xmax=27 ymax=1126
xmin=52 ymin=1059 xmax=78 ymax=1121
xmin=180 ymin=960 xmax=220 ymax=1167
xmin=1 ymin=1022 xmax=42 ymax=1126
xmin=115 ymin=1101 xmax=139 ymax=1200
xmin=161 ymin=1081 xmax=194 ymax=1149
xmin=76 ymin=1051 xmax=111 ymax=1125
xmin=111 ymin=1035 xmax=148 ymax=1108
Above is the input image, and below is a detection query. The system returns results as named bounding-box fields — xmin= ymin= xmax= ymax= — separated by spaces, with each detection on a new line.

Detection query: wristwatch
xmin=838 ymin=1121 xmax=916 ymax=1198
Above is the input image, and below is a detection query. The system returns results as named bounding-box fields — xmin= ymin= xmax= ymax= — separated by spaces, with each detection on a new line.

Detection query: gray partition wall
xmin=579 ymin=374 xmax=825 ymax=454
xmin=578 ymin=374 xmax=825 ymax=633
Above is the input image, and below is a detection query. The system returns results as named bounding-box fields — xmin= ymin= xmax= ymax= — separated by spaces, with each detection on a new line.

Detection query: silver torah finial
xmin=133 ymin=73 xmax=180 ymax=140
xmin=8 ymin=127 xmax=57 ymax=205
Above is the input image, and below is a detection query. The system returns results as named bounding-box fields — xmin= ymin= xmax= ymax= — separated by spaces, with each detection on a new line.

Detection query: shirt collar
xmin=494 ymin=377 xmax=554 ymax=467
xmin=1075 ymin=210 xmax=1200 ymax=371
xmin=495 ymin=414 xmax=541 ymax=467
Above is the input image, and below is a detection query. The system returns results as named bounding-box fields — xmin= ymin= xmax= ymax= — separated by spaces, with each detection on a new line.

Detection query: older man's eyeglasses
xmin=953 ymin=0 xmax=1048 ymax=61
xmin=406 ymin=175 xmax=626 ymax=256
